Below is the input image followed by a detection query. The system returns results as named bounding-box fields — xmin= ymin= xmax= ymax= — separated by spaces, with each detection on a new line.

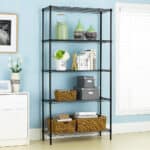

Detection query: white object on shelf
xmin=55 ymin=60 xmax=67 ymax=70
xmin=74 ymin=115 xmax=98 ymax=118
xmin=75 ymin=112 xmax=97 ymax=116
xmin=0 ymin=92 xmax=29 ymax=147
xmin=77 ymin=50 xmax=96 ymax=70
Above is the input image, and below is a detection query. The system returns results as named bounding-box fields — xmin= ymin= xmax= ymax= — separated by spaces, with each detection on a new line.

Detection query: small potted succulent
xmin=85 ymin=25 xmax=97 ymax=40
xmin=8 ymin=55 xmax=22 ymax=92
xmin=54 ymin=50 xmax=70 ymax=70
xmin=74 ymin=20 xmax=85 ymax=40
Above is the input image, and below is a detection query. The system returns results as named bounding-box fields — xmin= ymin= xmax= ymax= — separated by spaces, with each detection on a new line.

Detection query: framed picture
xmin=0 ymin=14 xmax=18 ymax=53
xmin=0 ymin=80 xmax=11 ymax=93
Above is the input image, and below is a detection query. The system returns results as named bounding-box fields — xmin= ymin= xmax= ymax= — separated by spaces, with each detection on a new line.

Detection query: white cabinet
xmin=0 ymin=93 xmax=29 ymax=147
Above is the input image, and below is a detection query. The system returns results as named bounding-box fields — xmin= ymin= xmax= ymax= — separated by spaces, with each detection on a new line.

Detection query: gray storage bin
xmin=77 ymin=87 xmax=99 ymax=100
xmin=77 ymin=76 xmax=95 ymax=88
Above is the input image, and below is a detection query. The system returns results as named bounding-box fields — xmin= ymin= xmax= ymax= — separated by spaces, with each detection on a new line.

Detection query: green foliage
xmin=11 ymin=65 xmax=22 ymax=73
xmin=8 ymin=56 xmax=22 ymax=73
xmin=54 ymin=50 xmax=65 ymax=60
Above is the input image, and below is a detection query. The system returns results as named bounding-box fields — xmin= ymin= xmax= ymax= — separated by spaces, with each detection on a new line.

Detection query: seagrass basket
xmin=76 ymin=115 xmax=106 ymax=132
xmin=55 ymin=90 xmax=77 ymax=101
xmin=47 ymin=119 xmax=76 ymax=134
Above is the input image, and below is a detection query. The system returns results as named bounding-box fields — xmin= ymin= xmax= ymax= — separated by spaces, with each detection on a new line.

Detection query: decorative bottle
xmin=55 ymin=13 xmax=68 ymax=39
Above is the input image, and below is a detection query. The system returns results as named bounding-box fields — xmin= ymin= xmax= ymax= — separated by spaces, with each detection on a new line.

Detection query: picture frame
xmin=0 ymin=80 xmax=12 ymax=93
xmin=0 ymin=14 xmax=18 ymax=53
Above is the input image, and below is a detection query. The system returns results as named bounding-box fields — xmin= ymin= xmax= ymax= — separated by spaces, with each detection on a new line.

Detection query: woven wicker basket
xmin=47 ymin=119 xmax=76 ymax=134
xmin=76 ymin=115 xmax=106 ymax=132
xmin=55 ymin=90 xmax=77 ymax=101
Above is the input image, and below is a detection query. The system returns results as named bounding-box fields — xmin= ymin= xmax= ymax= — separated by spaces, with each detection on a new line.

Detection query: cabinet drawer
xmin=0 ymin=94 xmax=28 ymax=140
xmin=0 ymin=95 xmax=27 ymax=110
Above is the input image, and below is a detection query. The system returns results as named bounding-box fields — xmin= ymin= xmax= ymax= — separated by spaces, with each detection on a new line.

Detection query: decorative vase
xmin=56 ymin=14 xmax=68 ymax=39
xmin=74 ymin=20 xmax=85 ymax=40
xmin=85 ymin=25 xmax=97 ymax=40
xmin=11 ymin=73 xmax=20 ymax=93
xmin=55 ymin=60 xmax=67 ymax=71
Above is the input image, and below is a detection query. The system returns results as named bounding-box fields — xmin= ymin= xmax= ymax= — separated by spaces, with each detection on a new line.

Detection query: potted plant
xmin=74 ymin=20 xmax=85 ymax=40
xmin=8 ymin=55 xmax=22 ymax=92
xmin=85 ymin=25 xmax=97 ymax=40
xmin=54 ymin=50 xmax=70 ymax=70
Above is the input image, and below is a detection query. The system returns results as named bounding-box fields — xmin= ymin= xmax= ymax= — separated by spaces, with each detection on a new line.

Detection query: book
xmin=75 ymin=112 xmax=97 ymax=116
xmin=77 ymin=49 xmax=96 ymax=70
xmin=74 ymin=115 xmax=98 ymax=119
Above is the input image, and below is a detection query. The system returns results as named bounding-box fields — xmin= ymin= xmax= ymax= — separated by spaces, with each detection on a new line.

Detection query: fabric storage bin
xmin=77 ymin=76 xmax=95 ymax=88
xmin=77 ymin=87 xmax=99 ymax=100
xmin=55 ymin=90 xmax=77 ymax=101
xmin=47 ymin=119 xmax=76 ymax=134
xmin=76 ymin=115 xmax=106 ymax=132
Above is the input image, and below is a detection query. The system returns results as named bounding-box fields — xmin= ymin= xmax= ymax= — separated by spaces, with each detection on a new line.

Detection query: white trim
xmin=0 ymin=92 xmax=29 ymax=95
xmin=27 ymin=93 xmax=30 ymax=144
xmin=29 ymin=121 xmax=150 ymax=140
xmin=112 ymin=121 xmax=150 ymax=134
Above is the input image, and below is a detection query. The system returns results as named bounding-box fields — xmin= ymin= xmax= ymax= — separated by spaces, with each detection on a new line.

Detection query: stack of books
xmin=77 ymin=49 xmax=96 ymax=70
xmin=74 ymin=112 xmax=98 ymax=118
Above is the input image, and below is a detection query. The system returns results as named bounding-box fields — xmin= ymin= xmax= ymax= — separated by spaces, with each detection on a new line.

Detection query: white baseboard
xmin=29 ymin=121 xmax=150 ymax=141
xmin=30 ymin=129 xmax=42 ymax=141
xmin=112 ymin=121 xmax=150 ymax=134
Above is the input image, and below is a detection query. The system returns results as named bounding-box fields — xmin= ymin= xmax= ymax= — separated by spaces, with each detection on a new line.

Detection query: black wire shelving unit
xmin=42 ymin=5 xmax=112 ymax=145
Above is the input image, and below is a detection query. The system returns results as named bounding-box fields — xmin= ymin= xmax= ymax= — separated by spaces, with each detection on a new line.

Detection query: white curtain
xmin=116 ymin=3 xmax=150 ymax=115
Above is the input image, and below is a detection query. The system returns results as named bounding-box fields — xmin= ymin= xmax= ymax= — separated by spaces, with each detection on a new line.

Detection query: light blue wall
xmin=1 ymin=0 xmax=150 ymax=128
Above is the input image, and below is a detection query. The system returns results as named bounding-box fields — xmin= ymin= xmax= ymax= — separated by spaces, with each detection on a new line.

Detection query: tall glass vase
xmin=55 ymin=13 xmax=68 ymax=39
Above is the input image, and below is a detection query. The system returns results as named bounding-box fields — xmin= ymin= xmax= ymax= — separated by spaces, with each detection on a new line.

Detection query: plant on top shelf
xmin=54 ymin=50 xmax=70 ymax=70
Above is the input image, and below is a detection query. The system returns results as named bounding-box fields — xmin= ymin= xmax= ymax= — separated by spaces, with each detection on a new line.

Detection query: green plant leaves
xmin=55 ymin=50 xmax=65 ymax=59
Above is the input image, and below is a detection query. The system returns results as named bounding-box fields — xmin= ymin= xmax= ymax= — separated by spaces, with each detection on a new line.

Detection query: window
xmin=116 ymin=3 xmax=150 ymax=115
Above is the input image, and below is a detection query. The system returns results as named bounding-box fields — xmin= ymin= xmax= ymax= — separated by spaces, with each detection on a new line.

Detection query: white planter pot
xmin=55 ymin=60 xmax=67 ymax=70
xmin=12 ymin=82 xmax=20 ymax=93
xmin=11 ymin=73 xmax=20 ymax=93
xmin=11 ymin=73 xmax=20 ymax=80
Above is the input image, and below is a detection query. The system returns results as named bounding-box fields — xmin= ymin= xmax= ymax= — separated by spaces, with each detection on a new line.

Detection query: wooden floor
xmin=0 ymin=132 xmax=150 ymax=150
